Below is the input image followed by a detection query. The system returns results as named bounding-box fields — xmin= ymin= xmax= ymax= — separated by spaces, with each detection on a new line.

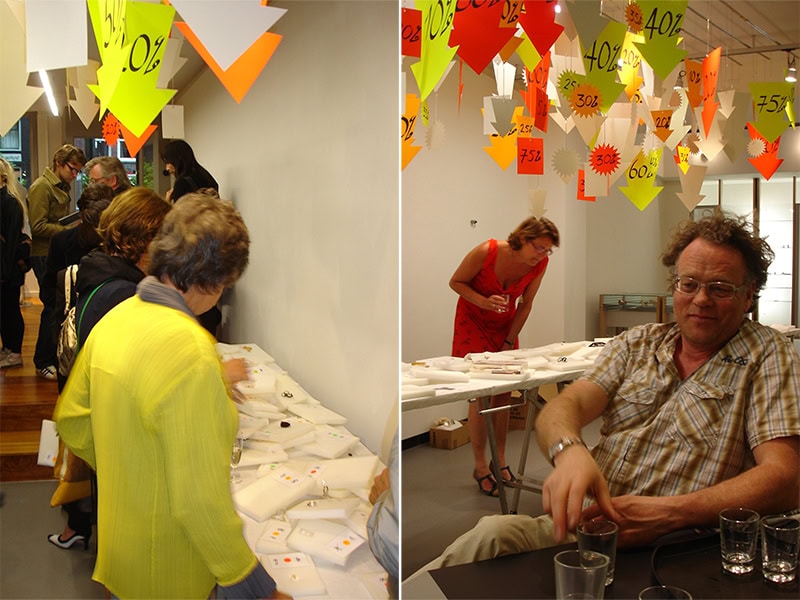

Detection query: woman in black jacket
xmin=160 ymin=139 xmax=218 ymax=203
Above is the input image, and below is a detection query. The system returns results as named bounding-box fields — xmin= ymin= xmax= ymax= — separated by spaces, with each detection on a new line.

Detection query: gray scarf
xmin=136 ymin=276 xmax=196 ymax=321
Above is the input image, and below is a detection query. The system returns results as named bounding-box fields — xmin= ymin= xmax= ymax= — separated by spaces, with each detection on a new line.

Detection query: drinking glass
xmin=578 ymin=519 xmax=618 ymax=585
xmin=638 ymin=585 xmax=692 ymax=599
xmin=230 ymin=437 xmax=244 ymax=483
xmin=554 ymin=549 xmax=609 ymax=599
xmin=761 ymin=514 xmax=800 ymax=583
xmin=719 ymin=508 xmax=759 ymax=574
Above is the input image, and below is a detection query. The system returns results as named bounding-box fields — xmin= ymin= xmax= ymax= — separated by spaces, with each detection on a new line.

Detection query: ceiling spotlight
xmin=786 ymin=53 xmax=797 ymax=84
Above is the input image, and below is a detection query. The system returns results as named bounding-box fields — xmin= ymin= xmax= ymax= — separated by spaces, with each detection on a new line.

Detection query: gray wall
xmin=177 ymin=1 xmax=398 ymax=458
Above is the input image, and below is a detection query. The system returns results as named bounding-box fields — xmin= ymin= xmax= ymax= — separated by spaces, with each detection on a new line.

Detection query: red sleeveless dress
xmin=451 ymin=239 xmax=547 ymax=358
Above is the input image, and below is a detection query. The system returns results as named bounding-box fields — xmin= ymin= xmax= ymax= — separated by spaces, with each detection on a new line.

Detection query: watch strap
xmin=548 ymin=437 xmax=586 ymax=466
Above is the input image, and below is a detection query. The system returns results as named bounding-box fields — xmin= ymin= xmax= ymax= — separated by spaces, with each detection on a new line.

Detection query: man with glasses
xmin=84 ymin=156 xmax=132 ymax=196
xmin=27 ymin=144 xmax=86 ymax=380
xmin=411 ymin=212 xmax=799 ymax=574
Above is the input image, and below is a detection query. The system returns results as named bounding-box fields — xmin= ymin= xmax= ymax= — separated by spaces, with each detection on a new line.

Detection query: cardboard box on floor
xmin=509 ymin=383 xmax=559 ymax=430
xmin=430 ymin=419 xmax=470 ymax=450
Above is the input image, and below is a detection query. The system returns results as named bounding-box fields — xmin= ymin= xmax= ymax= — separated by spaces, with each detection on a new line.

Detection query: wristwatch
xmin=548 ymin=437 xmax=586 ymax=466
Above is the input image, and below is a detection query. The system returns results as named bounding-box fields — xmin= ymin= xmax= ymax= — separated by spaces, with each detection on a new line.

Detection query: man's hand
xmin=369 ymin=468 xmax=391 ymax=504
xmin=581 ymin=495 xmax=685 ymax=548
xmin=542 ymin=444 xmax=619 ymax=542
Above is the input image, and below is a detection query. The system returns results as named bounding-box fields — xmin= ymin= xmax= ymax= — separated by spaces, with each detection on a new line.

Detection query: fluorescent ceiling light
xmin=39 ymin=70 xmax=59 ymax=117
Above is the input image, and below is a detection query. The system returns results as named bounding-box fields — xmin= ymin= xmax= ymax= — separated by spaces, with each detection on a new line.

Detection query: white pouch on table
xmin=546 ymin=357 xmax=596 ymax=372
xmin=260 ymin=553 xmax=326 ymax=597
xmin=287 ymin=403 xmax=347 ymax=425
xmin=342 ymin=500 xmax=373 ymax=540
xmin=216 ymin=342 xmax=276 ymax=365
xmin=297 ymin=425 xmax=360 ymax=459
xmin=286 ymin=496 xmax=360 ymax=521
xmin=255 ymin=518 xmax=294 ymax=555
xmin=237 ymin=413 xmax=268 ymax=439
xmin=239 ymin=446 xmax=288 ymax=467
xmin=286 ymin=519 xmax=366 ymax=567
xmin=249 ymin=417 xmax=315 ymax=447
xmin=273 ymin=373 xmax=311 ymax=409
xmin=303 ymin=455 xmax=380 ymax=491
xmin=233 ymin=466 xmax=315 ymax=522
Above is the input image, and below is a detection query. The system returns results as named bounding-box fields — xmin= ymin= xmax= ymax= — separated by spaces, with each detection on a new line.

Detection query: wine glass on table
xmin=230 ymin=437 xmax=244 ymax=484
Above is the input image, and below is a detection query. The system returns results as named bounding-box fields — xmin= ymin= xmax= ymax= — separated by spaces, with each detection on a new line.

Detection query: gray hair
xmin=84 ymin=156 xmax=132 ymax=192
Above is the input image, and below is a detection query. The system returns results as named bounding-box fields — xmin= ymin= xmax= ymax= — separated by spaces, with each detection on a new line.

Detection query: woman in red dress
xmin=450 ymin=216 xmax=560 ymax=495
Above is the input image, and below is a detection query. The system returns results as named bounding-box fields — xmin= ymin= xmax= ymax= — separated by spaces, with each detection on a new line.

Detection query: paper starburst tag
xmin=589 ymin=143 xmax=621 ymax=175
xmin=425 ymin=120 xmax=446 ymax=150
xmin=625 ymin=2 xmax=644 ymax=34
xmin=552 ymin=146 xmax=580 ymax=182
xmin=747 ymin=138 xmax=765 ymax=158
xmin=569 ymin=83 xmax=603 ymax=118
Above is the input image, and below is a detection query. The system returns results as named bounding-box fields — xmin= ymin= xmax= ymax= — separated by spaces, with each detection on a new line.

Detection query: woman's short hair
xmin=148 ymin=193 xmax=250 ymax=293
xmin=507 ymin=216 xmax=561 ymax=251
xmin=661 ymin=210 xmax=774 ymax=300
xmin=160 ymin=139 xmax=196 ymax=176
xmin=99 ymin=188 xmax=172 ymax=263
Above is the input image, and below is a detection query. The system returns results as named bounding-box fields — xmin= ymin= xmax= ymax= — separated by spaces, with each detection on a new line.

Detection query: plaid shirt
xmin=582 ymin=320 xmax=800 ymax=499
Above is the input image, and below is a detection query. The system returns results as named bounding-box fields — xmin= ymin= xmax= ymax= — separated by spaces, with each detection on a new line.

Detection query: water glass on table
xmin=553 ymin=549 xmax=609 ymax=599
xmin=760 ymin=514 xmax=800 ymax=583
xmin=577 ymin=519 xmax=618 ymax=585
xmin=230 ymin=437 xmax=244 ymax=484
xmin=638 ymin=585 xmax=692 ymax=599
xmin=719 ymin=507 xmax=759 ymax=574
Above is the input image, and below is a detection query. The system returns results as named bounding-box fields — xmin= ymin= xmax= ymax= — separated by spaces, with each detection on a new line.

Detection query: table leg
xmin=510 ymin=387 xmax=540 ymax=513
xmin=480 ymin=395 xmax=509 ymax=514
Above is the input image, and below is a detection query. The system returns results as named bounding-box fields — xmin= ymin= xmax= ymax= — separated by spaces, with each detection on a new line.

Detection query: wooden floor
xmin=0 ymin=298 xmax=60 ymax=482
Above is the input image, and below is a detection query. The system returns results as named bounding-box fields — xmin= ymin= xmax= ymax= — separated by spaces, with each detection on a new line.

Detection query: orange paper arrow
xmin=120 ymin=123 xmax=158 ymax=157
xmin=175 ymin=22 xmax=281 ymax=104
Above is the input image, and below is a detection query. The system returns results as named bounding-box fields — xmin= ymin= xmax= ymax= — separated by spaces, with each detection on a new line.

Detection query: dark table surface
xmin=430 ymin=531 xmax=799 ymax=599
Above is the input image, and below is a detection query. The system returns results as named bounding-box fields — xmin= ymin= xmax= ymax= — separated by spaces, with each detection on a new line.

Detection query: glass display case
xmin=598 ymin=293 xmax=669 ymax=337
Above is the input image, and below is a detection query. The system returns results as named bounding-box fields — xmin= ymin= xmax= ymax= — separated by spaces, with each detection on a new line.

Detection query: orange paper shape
xmin=651 ymin=109 xmax=673 ymax=142
xmin=685 ymin=59 xmax=703 ymax=107
xmin=517 ymin=137 xmax=544 ymax=175
xmin=102 ymin=112 xmax=122 ymax=147
xmin=569 ymin=83 xmax=602 ymax=118
xmin=120 ymin=123 xmax=157 ymax=157
xmin=589 ymin=144 xmax=620 ymax=176
xmin=175 ymin=22 xmax=281 ymax=104
xmin=577 ymin=170 xmax=596 ymax=202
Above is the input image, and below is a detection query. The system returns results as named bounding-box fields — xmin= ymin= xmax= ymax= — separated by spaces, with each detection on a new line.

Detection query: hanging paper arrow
xmin=684 ymin=58 xmax=703 ymax=107
xmin=619 ymin=31 xmax=645 ymax=101
xmin=120 ymin=122 xmax=158 ymax=158
xmin=748 ymin=81 xmax=795 ymax=143
xmin=700 ymin=47 xmax=721 ymax=137
xmin=674 ymin=145 xmax=691 ymax=174
xmin=746 ymin=123 xmax=783 ymax=180
xmin=449 ymin=0 xmax=516 ymax=75
xmin=566 ymin=0 xmax=608 ymax=49
xmin=518 ymin=0 xmax=564 ymax=57
xmin=676 ymin=164 xmax=707 ymax=211
xmin=67 ymin=62 xmax=100 ymax=129
xmin=88 ymin=0 xmax=177 ymax=136
xmin=581 ymin=19 xmax=627 ymax=113
xmin=410 ymin=0 xmax=458 ymax=103
xmin=402 ymin=94 xmax=423 ymax=170
xmin=620 ymin=148 xmax=664 ymax=210
xmin=634 ymin=0 xmax=688 ymax=79
xmin=577 ymin=170 xmax=597 ymax=202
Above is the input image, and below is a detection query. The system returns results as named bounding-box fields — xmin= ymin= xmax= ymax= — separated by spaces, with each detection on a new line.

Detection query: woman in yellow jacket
xmin=55 ymin=194 xmax=290 ymax=599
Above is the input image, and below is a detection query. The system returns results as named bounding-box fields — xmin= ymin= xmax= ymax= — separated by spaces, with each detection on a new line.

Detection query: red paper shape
xmin=577 ymin=170 xmax=596 ymax=202
xmin=517 ymin=0 xmax=564 ymax=57
xmin=526 ymin=52 xmax=551 ymax=91
xmin=747 ymin=123 xmax=783 ymax=180
xmin=401 ymin=8 xmax=421 ymax=58
xmin=534 ymin=87 xmax=549 ymax=133
xmin=517 ymin=137 xmax=544 ymax=175
xmin=589 ymin=144 xmax=621 ymax=176
xmin=102 ymin=112 xmax=122 ymax=147
xmin=449 ymin=1 xmax=516 ymax=75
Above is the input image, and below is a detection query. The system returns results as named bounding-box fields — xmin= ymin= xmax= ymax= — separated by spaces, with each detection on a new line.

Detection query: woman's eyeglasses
xmin=528 ymin=240 xmax=554 ymax=256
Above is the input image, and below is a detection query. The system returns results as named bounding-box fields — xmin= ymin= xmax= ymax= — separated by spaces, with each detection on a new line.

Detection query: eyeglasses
xmin=67 ymin=164 xmax=82 ymax=175
xmin=673 ymin=276 xmax=745 ymax=300
xmin=528 ymin=240 xmax=554 ymax=256
xmin=89 ymin=177 xmax=106 ymax=184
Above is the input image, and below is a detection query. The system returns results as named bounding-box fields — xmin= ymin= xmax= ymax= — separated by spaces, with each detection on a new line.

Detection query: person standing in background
xmin=160 ymin=139 xmax=218 ymax=203
xmin=0 ymin=157 xmax=31 ymax=369
xmin=84 ymin=156 xmax=132 ymax=196
xmin=450 ymin=216 xmax=560 ymax=496
xmin=27 ymin=144 xmax=86 ymax=380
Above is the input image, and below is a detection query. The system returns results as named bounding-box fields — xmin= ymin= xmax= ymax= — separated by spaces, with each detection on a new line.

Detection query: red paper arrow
xmin=747 ymin=123 xmax=783 ymax=180
xmin=517 ymin=0 xmax=564 ymax=57
xmin=449 ymin=1 xmax=516 ymax=74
